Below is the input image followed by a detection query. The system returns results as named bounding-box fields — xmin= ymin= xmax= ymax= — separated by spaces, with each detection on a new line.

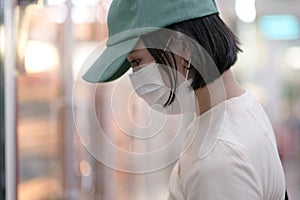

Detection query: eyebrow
xmin=127 ymin=49 xmax=139 ymax=61
xmin=130 ymin=49 xmax=138 ymax=54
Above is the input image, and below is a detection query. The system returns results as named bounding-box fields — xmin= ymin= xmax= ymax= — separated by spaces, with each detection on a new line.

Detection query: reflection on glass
xmin=285 ymin=46 xmax=300 ymax=70
xmin=71 ymin=6 xmax=97 ymax=24
xmin=235 ymin=0 xmax=256 ymax=23
xmin=259 ymin=15 xmax=300 ymax=40
xmin=24 ymin=40 xmax=59 ymax=73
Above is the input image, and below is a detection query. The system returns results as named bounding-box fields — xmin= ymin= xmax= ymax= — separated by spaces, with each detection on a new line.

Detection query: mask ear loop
xmin=161 ymin=36 xmax=172 ymax=57
xmin=185 ymin=58 xmax=191 ymax=80
xmin=160 ymin=36 xmax=176 ymax=106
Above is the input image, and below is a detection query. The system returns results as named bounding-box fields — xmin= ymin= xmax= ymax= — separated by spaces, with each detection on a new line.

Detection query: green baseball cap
xmin=83 ymin=0 xmax=218 ymax=83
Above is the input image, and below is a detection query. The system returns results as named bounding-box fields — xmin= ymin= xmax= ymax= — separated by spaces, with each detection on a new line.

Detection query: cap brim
xmin=83 ymin=36 xmax=140 ymax=83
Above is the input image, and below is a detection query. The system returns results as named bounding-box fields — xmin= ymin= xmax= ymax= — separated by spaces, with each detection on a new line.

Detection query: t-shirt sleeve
xmin=184 ymin=141 xmax=262 ymax=200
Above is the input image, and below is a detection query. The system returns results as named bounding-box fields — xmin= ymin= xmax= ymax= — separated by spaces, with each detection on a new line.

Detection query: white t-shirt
xmin=168 ymin=91 xmax=286 ymax=200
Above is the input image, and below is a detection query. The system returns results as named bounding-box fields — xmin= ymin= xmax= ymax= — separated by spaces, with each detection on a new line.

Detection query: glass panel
xmin=13 ymin=1 xmax=300 ymax=200
xmin=16 ymin=1 xmax=116 ymax=199
xmin=17 ymin=3 xmax=64 ymax=199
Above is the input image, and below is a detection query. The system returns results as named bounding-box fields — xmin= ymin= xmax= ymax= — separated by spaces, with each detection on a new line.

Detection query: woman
xmin=83 ymin=0 xmax=287 ymax=199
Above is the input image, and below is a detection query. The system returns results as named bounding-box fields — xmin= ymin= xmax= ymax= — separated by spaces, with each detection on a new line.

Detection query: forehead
xmin=127 ymin=39 xmax=148 ymax=58
xmin=134 ymin=39 xmax=146 ymax=50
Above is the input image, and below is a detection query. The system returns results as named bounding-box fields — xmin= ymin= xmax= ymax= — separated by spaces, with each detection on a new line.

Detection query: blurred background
xmin=1 ymin=0 xmax=300 ymax=199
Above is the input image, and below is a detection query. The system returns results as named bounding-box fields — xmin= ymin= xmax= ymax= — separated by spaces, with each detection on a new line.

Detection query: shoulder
xmin=183 ymin=140 xmax=262 ymax=199
xmin=190 ymin=140 xmax=259 ymax=180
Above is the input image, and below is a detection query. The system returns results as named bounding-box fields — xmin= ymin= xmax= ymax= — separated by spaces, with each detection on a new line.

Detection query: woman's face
xmin=127 ymin=39 xmax=188 ymax=84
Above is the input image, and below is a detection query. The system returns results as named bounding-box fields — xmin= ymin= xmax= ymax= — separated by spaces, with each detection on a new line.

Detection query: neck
xmin=194 ymin=70 xmax=245 ymax=115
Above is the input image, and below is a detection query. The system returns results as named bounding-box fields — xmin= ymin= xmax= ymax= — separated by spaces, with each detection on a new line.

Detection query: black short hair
xmin=141 ymin=13 xmax=242 ymax=106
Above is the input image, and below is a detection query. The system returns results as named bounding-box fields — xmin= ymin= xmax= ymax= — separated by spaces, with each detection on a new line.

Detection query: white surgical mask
xmin=129 ymin=63 xmax=197 ymax=115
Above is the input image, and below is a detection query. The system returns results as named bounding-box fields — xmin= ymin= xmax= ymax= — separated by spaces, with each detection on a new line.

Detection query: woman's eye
xmin=130 ymin=59 xmax=141 ymax=67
